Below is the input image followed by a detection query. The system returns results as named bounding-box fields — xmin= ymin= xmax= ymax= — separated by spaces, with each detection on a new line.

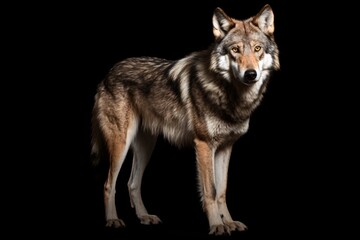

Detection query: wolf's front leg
xmin=215 ymin=145 xmax=247 ymax=232
xmin=194 ymin=139 xmax=231 ymax=235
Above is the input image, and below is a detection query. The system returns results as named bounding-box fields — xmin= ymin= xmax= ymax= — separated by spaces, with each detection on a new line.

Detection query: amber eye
xmin=254 ymin=46 xmax=261 ymax=52
xmin=231 ymin=46 xmax=239 ymax=53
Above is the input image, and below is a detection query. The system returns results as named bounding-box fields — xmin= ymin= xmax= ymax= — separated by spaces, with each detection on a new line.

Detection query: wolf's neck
xmin=238 ymin=76 xmax=269 ymax=105
xmin=210 ymin=73 xmax=269 ymax=123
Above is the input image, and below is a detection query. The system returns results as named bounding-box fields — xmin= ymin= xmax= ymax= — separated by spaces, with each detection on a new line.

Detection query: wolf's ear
xmin=212 ymin=7 xmax=235 ymax=40
xmin=252 ymin=4 xmax=275 ymax=35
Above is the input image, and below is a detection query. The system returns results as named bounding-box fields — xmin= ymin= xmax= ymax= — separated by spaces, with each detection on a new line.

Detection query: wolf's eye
xmin=254 ymin=46 xmax=261 ymax=52
xmin=231 ymin=47 xmax=239 ymax=53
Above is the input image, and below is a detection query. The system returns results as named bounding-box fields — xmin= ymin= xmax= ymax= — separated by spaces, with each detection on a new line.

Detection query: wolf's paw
xmin=224 ymin=220 xmax=248 ymax=232
xmin=105 ymin=219 xmax=126 ymax=228
xmin=209 ymin=224 xmax=231 ymax=236
xmin=139 ymin=214 xmax=162 ymax=225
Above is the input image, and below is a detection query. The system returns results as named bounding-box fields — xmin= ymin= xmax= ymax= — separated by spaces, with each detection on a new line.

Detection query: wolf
xmin=91 ymin=4 xmax=280 ymax=235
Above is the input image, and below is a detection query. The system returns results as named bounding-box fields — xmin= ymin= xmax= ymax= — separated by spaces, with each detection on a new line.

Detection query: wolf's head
xmin=211 ymin=4 xmax=280 ymax=86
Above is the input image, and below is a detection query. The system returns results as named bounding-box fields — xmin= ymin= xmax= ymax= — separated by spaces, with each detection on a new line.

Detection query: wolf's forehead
xmin=238 ymin=20 xmax=263 ymax=33
xmin=225 ymin=28 xmax=265 ymax=44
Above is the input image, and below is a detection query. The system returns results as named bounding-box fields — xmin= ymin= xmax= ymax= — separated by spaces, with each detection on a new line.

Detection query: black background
xmin=7 ymin=0 xmax=353 ymax=239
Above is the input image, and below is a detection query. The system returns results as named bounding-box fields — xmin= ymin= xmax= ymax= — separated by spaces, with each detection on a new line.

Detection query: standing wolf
xmin=91 ymin=4 xmax=280 ymax=235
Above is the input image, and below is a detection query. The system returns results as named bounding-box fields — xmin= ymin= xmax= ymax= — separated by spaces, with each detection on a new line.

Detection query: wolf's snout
xmin=244 ymin=69 xmax=257 ymax=83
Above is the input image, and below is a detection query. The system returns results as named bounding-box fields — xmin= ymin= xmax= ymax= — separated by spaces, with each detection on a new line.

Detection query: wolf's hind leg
xmin=215 ymin=146 xmax=247 ymax=232
xmin=128 ymin=129 xmax=161 ymax=225
xmin=100 ymin=100 xmax=139 ymax=228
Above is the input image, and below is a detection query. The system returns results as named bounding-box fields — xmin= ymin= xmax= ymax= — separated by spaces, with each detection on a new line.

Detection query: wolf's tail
xmin=90 ymin=139 xmax=101 ymax=167
xmin=90 ymin=106 xmax=104 ymax=167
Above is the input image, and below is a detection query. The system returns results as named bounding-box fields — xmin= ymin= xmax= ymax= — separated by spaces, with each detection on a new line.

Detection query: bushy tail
xmin=90 ymin=139 xmax=101 ymax=167
xmin=90 ymin=106 xmax=105 ymax=168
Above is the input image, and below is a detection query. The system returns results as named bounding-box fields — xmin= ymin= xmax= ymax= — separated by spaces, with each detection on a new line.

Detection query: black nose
xmin=244 ymin=69 xmax=257 ymax=82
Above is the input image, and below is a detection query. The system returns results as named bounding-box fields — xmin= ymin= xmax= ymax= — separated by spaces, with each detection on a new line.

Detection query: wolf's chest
xmin=205 ymin=115 xmax=250 ymax=143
